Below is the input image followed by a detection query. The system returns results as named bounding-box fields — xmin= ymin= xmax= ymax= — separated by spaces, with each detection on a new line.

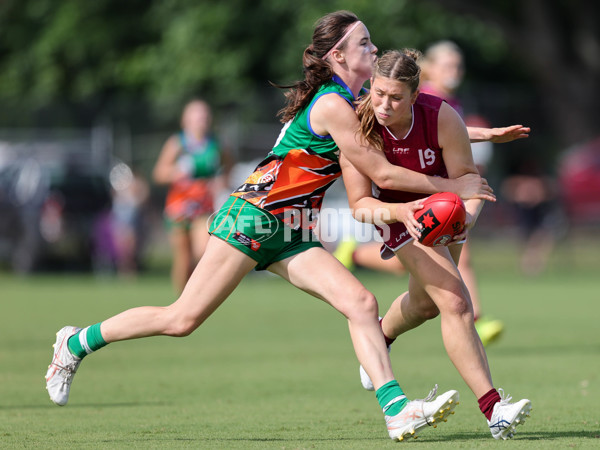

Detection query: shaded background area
xmin=0 ymin=0 xmax=598 ymax=274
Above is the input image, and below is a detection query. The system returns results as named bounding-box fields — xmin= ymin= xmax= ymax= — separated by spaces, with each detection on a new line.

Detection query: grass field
xmin=1 ymin=238 xmax=599 ymax=448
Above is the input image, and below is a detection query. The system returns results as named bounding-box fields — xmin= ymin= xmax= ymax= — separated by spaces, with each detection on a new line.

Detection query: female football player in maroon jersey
xmin=341 ymin=49 xmax=531 ymax=440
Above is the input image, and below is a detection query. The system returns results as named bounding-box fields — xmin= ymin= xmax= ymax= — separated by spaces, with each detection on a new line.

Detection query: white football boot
xmin=385 ymin=385 xmax=459 ymax=441
xmin=45 ymin=326 xmax=82 ymax=406
xmin=487 ymin=389 xmax=531 ymax=440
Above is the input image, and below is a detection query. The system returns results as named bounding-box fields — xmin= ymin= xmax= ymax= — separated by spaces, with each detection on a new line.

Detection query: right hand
xmin=395 ymin=200 xmax=425 ymax=241
xmin=452 ymin=173 xmax=496 ymax=202
xmin=487 ymin=124 xmax=530 ymax=143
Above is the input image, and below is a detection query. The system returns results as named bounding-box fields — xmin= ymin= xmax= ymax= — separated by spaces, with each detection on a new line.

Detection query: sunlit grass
xmin=1 ymin=237 xmax=598 ymax=448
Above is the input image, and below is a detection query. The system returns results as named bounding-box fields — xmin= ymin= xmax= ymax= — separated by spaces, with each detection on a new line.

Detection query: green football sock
xmin=67 ymin=323 xmax=108 ymax=359
xmin=376 ymin=380 xmax=408 ymax=416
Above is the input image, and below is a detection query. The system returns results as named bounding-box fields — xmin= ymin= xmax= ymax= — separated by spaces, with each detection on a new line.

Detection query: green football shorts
xmin=209 ymin=196 xmax=323 ymax=270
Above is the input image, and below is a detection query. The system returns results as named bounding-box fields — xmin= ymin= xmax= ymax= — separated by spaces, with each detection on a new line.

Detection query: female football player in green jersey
xmin=153 ymin=99 xmax=231 ymax=295
xmin=46 ymin=11 xmax=494 ymax=441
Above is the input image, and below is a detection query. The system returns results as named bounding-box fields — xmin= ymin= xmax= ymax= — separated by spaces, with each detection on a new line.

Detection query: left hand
xmin=488 ymin=125 xmax=530 ymax=143
xmin=451 ymin=173 xmax=496 ymax=202
xmin=451 ymin=211 xmax=476 ymax=243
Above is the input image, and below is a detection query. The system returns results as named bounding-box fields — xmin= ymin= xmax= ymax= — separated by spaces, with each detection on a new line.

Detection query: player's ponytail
xmin=273 ymin=11 xmax=360 ymax=123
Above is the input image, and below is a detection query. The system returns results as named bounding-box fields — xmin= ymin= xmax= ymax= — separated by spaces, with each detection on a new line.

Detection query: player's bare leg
xmin=169 ymin=226 xmax=193 ymax=294
xmin=46 ymin=236 xmax=257 ymax=406
xmin=269 ymin=246 xmax=459 ymax=441
xmin=458 ymin=240 xmax=504 ymax=346
xmin=269 ymin=246 xmax=395 ymax=389
xmin=390 ymin=241 xmax=493 ymax=398
xmin=190 ymin=215 xmax=211 ymax=263
xmin=101 ymin=236 xmax=258 ymax=341
xmin=366 ymin=242 xmax=531 ymax=439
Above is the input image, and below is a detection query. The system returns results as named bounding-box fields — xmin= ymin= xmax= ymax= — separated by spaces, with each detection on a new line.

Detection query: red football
xmin=414 ymin=192 xmax=466 ymax=247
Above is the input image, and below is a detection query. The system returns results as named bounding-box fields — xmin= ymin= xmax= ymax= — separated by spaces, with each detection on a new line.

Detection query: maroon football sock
xmin=478 ymin=388 xmax=501 ymax=420
xmin=379 ymin=317 xmax=396 ymax=347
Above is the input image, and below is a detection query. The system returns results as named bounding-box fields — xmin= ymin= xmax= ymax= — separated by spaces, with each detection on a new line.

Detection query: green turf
xmin=1 ymin=240 xmax=599 ymax=448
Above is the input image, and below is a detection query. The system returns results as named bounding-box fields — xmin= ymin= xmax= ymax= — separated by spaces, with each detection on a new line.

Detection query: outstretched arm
xmin=467 ymin=124 xmax=530 ymax=143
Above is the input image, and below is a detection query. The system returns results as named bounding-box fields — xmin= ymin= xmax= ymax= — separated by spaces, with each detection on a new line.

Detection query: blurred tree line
xmin=0 ymin=0 xmax=597 ymax=161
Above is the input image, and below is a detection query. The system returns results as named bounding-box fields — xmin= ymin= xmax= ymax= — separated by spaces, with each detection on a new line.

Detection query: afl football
xmin=414 ymin=192 xmax=466 ymax=247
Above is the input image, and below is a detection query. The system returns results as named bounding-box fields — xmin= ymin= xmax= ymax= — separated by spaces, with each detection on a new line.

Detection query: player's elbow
xmin=352 ymin=205 xmax=388 ymax=225
xmin=350 ymin=198 xmax=370 ymax=223
xmin=152 ymin=166 xmax=163 ymax=183
xmin=153 ymin=167 xmax=171 ymax=185
xmin=351 ymin=207 xmax=368 ymax=223
xmin=370 ymin=169 xmax=395 ymax=190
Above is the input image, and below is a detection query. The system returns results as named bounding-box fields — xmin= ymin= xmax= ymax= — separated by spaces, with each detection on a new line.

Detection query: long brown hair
xmin=274 ymin=11 xmax=360 ymax=123
xmin=356 ymin=49 xmax=422 ymax=151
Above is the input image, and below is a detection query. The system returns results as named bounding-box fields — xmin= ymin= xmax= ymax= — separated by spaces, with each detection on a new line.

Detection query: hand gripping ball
xmin=414 ymin=192 xmax=466 ymax=247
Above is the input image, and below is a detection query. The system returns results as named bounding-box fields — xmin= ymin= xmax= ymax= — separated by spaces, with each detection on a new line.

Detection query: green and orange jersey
xmin=164 ymin=132 xmax=221 ymax=224
xmin=232 ymin=75 xmax=366 ymax=229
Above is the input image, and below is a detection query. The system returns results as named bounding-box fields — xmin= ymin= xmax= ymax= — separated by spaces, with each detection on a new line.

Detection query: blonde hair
xmin=424 ymin=40 xmax=463 ymax=63
xmin=420 ymin=40 xmax=464 ymax=81
xmin=356 ymin=49 xmax=422 ymax=151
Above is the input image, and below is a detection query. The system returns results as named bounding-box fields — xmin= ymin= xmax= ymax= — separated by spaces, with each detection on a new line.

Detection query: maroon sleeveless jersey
xmin=374 ymin=93 xmax=448 ymax=203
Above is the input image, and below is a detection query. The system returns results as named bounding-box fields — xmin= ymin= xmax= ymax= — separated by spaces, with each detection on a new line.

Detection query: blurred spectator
xmin=109 ymin=163 xmax=150 ymax=276
xmin=558 ymin=136 xmax=600 ymax=225
xmin=502 ymin=160 xmax=561 ymax=276
xmin=419 ymin=40 xmax=465 ymax=115
xmin=153 ymin=99 xmax=232 ymax=294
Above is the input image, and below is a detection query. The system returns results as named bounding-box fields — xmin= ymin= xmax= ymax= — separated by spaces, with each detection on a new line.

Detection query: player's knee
xmin=162 ymin=307 xmax=200 ymax=337
xmin=345 ymin=288 xmax=378 ymax=320
xmin=440 ymin=291 xmax=472 ymax=318
xmin=334 ymin=286 xmax=378 ymax=322
xmin=166 ymin=318 xmax=198 ymax=337
xmin=408 ymin=292 xmax=439 ymax=321
xmin=418 ymin=303 xmax=440 ymax=321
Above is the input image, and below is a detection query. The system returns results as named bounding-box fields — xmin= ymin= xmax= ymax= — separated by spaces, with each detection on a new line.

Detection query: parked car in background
xmin=0 ymin=141 xmax=112 ymax=273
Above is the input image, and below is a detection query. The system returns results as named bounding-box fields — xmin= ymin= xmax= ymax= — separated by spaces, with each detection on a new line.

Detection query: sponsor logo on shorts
xmin=233 ymin=231 xmax=262 ymax=251
xmin=394 ymin=229 xmax=410 ymax=243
